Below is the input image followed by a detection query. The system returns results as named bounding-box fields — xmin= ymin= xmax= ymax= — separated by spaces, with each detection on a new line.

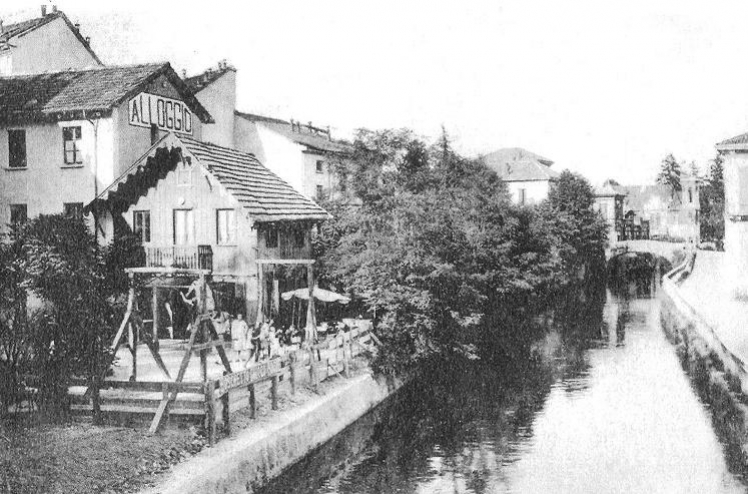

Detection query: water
xmin=259 ymin=285 xmax=747 ymax=494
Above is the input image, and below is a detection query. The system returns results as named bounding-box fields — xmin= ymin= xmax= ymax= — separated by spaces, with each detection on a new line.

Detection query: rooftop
xmin=0 ymin=63 xmax=212 ymax=124
xmin=482 ymin=147 xmax=559 ymax=182
xmin=717 ymin=132 xmax=748 ymax=151
xmin=183 ymin=61 xmax=235 ymax=93
xmin=92 ymin=133 xmax=330 ymax=223
xmin=0 ymin=9 xmax=102 ymax=65
xmin=235 ymin=111 xmax=352 ymax=154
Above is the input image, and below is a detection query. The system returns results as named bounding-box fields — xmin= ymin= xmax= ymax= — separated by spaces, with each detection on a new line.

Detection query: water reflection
xmin=259 ymin=283 xmax=746 ymax=494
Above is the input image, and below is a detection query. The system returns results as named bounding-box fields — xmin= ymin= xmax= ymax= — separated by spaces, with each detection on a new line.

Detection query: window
xmin=266 ymin=226 xmax=278 ymax=248
xmin=293 ymin=227 xmax=305 ymax=248
xmin=216 ymin=209 xmax=236 ymax=245
xmin=600 ymin=203 xmax=608 ymax=219
xmin=150 ymin=124 xmax=159 ymax=145
xmin=133 ymin=210 xmax=151 ymax=243
xmin=10 ymin=204 xmax=27 ymax=225
xmin=177 ymin=163 xmax=192 ymax=186
xmin=8 ymin=129 xmax=26 ymax=168
xmin=173 ymin=209 xmax=194 ymax=245
xmin=63 ymin=126 xmax=82 ymax=165
xmin=63 ymin=202 xmax=83 ymax=220
xmin=688 ymin=188 xmax=693 ymax=204
xmin=518 ymin=188 xmax=526 ymax=205
xmin=315 ymin=160 xmax=324 ymax=174
xmin=316 ymin=185 xmax=324 ymax=200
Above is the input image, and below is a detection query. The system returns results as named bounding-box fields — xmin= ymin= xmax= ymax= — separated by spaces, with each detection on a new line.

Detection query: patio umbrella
xmin=281 ymin=286 xmax=351 ymax=304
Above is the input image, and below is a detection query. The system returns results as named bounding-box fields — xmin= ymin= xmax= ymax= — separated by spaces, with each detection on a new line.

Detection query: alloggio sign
xmin=128 ymin=92 xmax=193 ymax=135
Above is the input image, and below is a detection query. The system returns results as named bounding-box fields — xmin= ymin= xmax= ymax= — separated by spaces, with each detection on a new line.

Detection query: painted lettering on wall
xmin=128 ymin=92 xmax=192 ymax=134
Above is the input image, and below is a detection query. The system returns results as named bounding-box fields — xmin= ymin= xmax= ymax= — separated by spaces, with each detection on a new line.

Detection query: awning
xmin=281 ymin=287 xmax=351 ymax=304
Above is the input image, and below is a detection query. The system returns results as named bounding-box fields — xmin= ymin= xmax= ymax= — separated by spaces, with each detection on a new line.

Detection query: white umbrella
xmin=281 ymin=286 xmax=351 ymax=304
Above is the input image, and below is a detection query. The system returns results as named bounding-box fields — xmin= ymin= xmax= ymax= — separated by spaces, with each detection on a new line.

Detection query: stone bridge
xmin=607 ymin=240 xmax=688 ymax=264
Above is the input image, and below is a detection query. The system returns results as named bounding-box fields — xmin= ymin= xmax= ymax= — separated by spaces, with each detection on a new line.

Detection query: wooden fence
xmin=58 ymin=327 xmax=376 ymax=445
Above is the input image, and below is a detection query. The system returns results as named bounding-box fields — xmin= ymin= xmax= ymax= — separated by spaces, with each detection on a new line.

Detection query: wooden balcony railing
xmin=144 ymin=245 xmax=213 ymax=270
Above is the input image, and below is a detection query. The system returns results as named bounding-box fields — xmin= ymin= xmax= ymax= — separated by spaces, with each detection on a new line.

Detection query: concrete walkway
xmin=676 ymin=250 xmax=748 ymax=364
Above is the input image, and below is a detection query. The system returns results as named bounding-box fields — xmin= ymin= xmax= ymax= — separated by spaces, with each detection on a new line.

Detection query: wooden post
xmin=200 ymin=348 xmax=208 ymax=384
xmin=91 ymin=375 xmax=101 ymax=425
xmin=343 ymin=340 xmax=350 ymax=377
xmin=204 ymin=381 xmax=216 ymax=447
xmin=221 ymin=371 xmax=230 ymax=435
xmin=289 ymin=358 xmax=296 ymax=395
xmin=129 ymin=321 xmax=137 ymax=382
xmin=221 ymin=390 xmax=230 ymax=435
xmin=309 ymin=349 xmax=317 ymax=388
xmin=152 ymin=286 xmax=159 ymax=347
xmin=307 ymin=264 xmax=316 ymax=342
xmin=271 ymin=375 xmax=279 ymax=411
xmin=248 ymin=383 xmax=256 ymax=419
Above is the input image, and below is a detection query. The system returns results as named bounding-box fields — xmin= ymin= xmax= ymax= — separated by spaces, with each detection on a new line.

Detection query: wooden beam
xmin=148 ymin=318 xmax=200 ymax=434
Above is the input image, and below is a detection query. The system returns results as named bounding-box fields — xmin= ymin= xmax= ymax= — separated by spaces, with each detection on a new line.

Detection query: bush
xmin=0 ymin=215 xmax=119 ymax=420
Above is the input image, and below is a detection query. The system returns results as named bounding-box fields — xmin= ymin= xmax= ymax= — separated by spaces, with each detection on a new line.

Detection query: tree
xmin=12 ymin=214 xmax=116 ymax=420
xmin=657 ymin=153 xmax=682 ymax=200
xmin=700 ymin=154 xmax=725 ymax=246
xmin=315 ymin=128 xmax=607 ymax=374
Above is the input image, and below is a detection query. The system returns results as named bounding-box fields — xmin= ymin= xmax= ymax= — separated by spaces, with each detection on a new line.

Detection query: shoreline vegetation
xmin=0 ymin=128 xmax=609 ymax=493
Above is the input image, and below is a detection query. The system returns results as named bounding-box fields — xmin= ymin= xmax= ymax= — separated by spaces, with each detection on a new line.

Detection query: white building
xmin=482 ymin=147 xmax=559 ymax=205
xmin=0 ymin=62 xmax=212 ymax=236
xmin=184 ymin=63 xmax=352 ymax=201
xmin=717 ymin=132 xmax=748 ymax=296
xmin=0 ymin=6 xmax=102 ymax=75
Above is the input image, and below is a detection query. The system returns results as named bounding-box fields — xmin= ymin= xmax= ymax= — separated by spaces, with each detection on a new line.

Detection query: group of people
xmin=213 ymin=314 xmax=302 ymax=368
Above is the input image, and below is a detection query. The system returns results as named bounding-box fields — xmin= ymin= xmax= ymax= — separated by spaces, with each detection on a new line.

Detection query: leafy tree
xmin=316 ymin=128 xmax=607 ymax=374
xmin=9 ymin=215 xmax=117 ymax=420
xmin=657 ymin=154 xmax=682 ymax=200
xmin=700 ymin=154 xmax=725 ymax=246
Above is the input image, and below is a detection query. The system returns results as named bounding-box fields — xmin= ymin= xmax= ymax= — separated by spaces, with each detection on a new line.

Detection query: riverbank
xmin=142 ymin=371 xmax=401 ymax=494
xmin=661 ymin=252 xmax=748 ymax=474
xmin=1 ymin=355 xmax=400 ymax=494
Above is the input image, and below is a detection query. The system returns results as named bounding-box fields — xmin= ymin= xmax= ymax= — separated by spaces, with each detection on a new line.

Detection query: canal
xmin=259 ymin=277 xmax=747 ymax=493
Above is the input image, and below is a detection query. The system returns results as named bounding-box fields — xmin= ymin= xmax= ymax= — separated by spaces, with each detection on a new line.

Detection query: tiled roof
xmin=0 ymin=63 xmax=212 ymax=124
xmin=235 ymin=111 xmax=352 ymax=154
xmin=482 ymin=147 xmax=559 ymax=182
xmin=717 ymin=132 xmax=748 ymax=150
xmin=1 ymin=11 xmax=103 ymax=65
xmin=92 ymin=133 xmax=330 ymax=223
xmin=183 ymin=64 xmax=235 ymax=93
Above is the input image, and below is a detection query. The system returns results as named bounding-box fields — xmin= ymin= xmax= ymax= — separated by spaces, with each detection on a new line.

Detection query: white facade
xmin=0 ymin=13 xmax=101 ymax=75
xmin=505 ymin=180 xmax=551 ymax=205
xmin=0 ymin=71 xmax=205 ymax=236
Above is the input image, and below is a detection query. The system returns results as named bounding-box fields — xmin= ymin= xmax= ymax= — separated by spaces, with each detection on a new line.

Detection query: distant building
xmin=482 ymin=147 xmax=559 ymax=205
xmin=0 ymin=6 xmax=102 ymax=75
xmin=89 ymin=133 xmax=330 ymax=323
xmin=183 ymin=62 xmax=352 ymax=201
xmin=618 ymin=175 xmax=700 ymax=243
xmin=0 ymin=63 xmax=212 ymax=236
xmin=593 ymin=181 xmax=626 ymax=243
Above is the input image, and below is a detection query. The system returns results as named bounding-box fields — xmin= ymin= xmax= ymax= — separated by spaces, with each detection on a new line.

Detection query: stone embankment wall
xmin=144 ymin=373 xmax=402 ymax=494
xmin=661 ymin=276 xmax=748 ymax=466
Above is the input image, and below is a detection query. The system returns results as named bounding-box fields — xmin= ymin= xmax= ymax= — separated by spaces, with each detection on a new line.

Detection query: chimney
xmin=182 ymin=69 xmax=187 ymax=78
xmin=85 ymin=36 xmax=90 ymax=44
xmin=327 ymin=125 xmax=331 ymax=141
xmin=308 ymin=121 xmax=313 ymax=133
xmin=74 ymin=22 xmax=80 ymax=31
xmin=52 ymin=5 xmax=57 ymax=13
xmin=0 ymin=20 xmax=4 ymax=35
xmin=41 ymin=5 xmax=47 ymax=16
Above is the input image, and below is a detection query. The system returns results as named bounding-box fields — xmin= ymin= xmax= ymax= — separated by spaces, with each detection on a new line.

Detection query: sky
xmin=4 ymin=0 xmax=748 ymax=185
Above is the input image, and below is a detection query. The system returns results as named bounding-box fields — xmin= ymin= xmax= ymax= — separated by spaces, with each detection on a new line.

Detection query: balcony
xmin=144 ymin=245 xmax=213 ymax=271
